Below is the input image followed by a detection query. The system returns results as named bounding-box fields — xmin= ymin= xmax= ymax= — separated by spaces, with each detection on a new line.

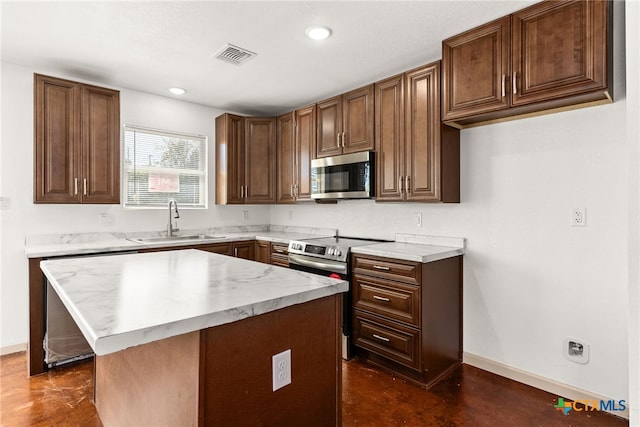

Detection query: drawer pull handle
xmin=373 ymin=334 xmax=390 ymax=342
xmin=373 ymin=265 xmax=390 ymax=271
xmin=275 ymin=249 xmax=285 ymax=253
xmin=373 ymin=295 xmax=390 ymax=302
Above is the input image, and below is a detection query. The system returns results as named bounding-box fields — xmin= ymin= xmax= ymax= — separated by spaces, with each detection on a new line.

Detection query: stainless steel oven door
xmin=288 ymin=253 xmax=353 ymax=360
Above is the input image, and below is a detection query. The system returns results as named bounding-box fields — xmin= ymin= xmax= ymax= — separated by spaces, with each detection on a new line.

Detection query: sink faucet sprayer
xmin=167 ymin=198 xmax=180 ymax=236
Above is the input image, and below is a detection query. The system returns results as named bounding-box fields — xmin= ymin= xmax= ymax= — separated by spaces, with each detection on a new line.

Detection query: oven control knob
xmin=328 ymin=248 xmax=334 ymax=255
xmin=335 ymin=249 xmax=342 ymax=257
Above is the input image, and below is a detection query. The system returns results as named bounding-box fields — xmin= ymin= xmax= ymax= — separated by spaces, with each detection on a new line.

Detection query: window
xmin=123 ymin=125 xmax=207 ymax=208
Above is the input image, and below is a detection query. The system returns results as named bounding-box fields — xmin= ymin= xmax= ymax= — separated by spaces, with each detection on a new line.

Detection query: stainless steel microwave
xmin=311 ymin=151 xmax=374 ymax=200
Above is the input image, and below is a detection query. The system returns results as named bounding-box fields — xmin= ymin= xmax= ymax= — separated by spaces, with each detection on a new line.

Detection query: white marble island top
xmin=40 ymin=249 xmax=348 ymax=356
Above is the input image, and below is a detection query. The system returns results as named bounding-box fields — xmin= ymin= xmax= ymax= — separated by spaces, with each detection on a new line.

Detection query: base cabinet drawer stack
xmin=270 ymin=242 xmax=289 ymax=267
xmin=352 ymin=253 xmax=462 ymax=389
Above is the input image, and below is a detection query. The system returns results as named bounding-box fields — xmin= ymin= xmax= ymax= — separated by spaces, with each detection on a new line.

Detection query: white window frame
xmin=122 ymin=124 xmax=208 ymax=209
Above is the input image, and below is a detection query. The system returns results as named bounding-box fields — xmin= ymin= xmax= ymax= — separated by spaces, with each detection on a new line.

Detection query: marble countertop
xmin=25 ymin=225 xmax=335 ymax=258
xmin=351 ymin=234 xmax=465 ymax=263
xmin=41 ymin=249 xmax=348 ymax=356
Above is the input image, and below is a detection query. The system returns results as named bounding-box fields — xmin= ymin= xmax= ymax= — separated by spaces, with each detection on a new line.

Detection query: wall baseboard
xmin=1 ymin=342 xmax=27 ymax=356
xmin=463 ymin=352 xmax=629 ymax=419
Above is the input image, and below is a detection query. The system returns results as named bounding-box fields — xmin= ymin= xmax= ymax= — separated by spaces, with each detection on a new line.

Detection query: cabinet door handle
xmin=290 ymin=185 xmax=293 ymax=198
xmin=240 ymin=186 xmax=244 ymax=198
xmin=83 ymin=178 xmax=87 ymax=196
xmin=294 ymin=184 xmax=299 ymax=197
xmin=244 ymin=185 xmax=247 ymax=198
xmin=373 ymin=295 xmax=390 ymax=302
xmin=342 ymin=131 xmax=346 ymax=148
xmin=372 ymin=334 xmax=390 ymax=343
xmin=513 ymin=72 xmax=517 ymax=95
xmin=74 ymin=178 xmax=78 ymax=195
xmin=405 ymin=176 xmax=410 ymax=194
xmin=336 ymin=133 xmax=341 ymax=148
xmin=373 ymin=265 xmax=390 ymax=271
xmin=398 ymin=176 xmax=403 ymax=193
xmin=501 ymin=74 xmax=506 ymax=98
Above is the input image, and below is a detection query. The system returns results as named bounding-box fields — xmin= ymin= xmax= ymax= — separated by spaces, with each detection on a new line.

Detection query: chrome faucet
xmin=167 ymin=198 xmax=180 ymax=236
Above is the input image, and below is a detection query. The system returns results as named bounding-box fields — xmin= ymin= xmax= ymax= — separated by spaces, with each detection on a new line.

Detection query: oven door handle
xmin=288 ymin=254 xmax=348 ymax=275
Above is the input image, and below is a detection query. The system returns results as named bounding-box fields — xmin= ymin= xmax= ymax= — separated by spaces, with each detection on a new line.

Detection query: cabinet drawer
xmin=353 ymin=274 xmax=420 ymax=327
xmin=270 ymin=243 xmax=289 ymax=267
xmin=271 ymin=253 xmax=289 ymax=267
xmin=352 ymin=255 xmax=419 ymax=284
xmin=353 ymin=311 xmax=420 ymax=370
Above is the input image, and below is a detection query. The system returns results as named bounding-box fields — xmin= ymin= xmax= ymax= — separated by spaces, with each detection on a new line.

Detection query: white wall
xmin=626 ymin=0 xmax=640 ymax=424
xmin=0 ymin=61 xmax=271 ymax=351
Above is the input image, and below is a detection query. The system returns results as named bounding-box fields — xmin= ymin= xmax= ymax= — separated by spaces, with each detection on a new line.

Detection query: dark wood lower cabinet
xmin=256 ymin=240 xmax=271 ymax=264
xmin=352 ymin=254 xmax=462 ymax=389
xmin=232 ymin=241 xmax=255 ymax=260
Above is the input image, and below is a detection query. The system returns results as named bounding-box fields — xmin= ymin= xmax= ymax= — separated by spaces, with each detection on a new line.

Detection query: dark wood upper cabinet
xmin=441 ymin=17 xmax=510 ymax=122
xmin=34 ymin=74 xmax=120 ymax=204
xmin=511 ymin=0 xmax=611 ymax=106
xmin=276 ymin=105 xmax=316 ymax=204
xmin=294 ymin=104 xmax=316 ymax=201
xmin=245 ymin=117 xmax=277 ymax=204
xmin=375 ymin=62 xmax=460 ymax=203
xmin=216 ymin=115 xmax=276 ymax=204
xmin=316 ymin=84 xmax=374 ymax=158
xmin=276 ymin=112 xmax=296 ymax=204
xmin=442 ymin=0 xmax=612 ymax=128
xmin=215 ymin=113 xmax=245 ymax=204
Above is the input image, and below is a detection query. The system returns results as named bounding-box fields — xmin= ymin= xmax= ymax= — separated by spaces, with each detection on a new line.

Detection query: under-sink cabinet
xmin=352 ymin=253 xmax=462 ymax=389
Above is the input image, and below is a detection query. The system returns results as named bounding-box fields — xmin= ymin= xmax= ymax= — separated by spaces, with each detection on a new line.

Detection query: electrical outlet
xmin=415 ymin=212 xmax=422 ymax=228
xmin=243 ymin=210 xmax=249 ymax=221
xmin=571 ymin=208 xmax=586 ymax=227
xmin=99 ymin=213 xmax=114 ymax=225
xmin=0 ymin=197 xmax=10 ymax=210
xmin=272 ymin=349 xmax=291 ymax=391
xmin=563 ymin=338 xmax=589 ymax=364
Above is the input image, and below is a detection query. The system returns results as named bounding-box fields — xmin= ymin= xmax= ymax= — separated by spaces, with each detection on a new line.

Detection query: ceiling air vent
xmin=214 ymin=44 xmax=257 ymax=65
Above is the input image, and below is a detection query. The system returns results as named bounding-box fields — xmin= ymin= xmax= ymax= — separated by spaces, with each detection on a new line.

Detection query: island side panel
xmin=28 ymin=258 xmax=46 ymax=376
xmin=94 ymin=331 xmax=201 ymax=427
xmin=201 ymin=294 xmax=342 ymax=427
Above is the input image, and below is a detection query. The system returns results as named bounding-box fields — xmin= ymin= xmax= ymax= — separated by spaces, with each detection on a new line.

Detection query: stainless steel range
xmin=288 ymin=236 xmax=386 ymax=359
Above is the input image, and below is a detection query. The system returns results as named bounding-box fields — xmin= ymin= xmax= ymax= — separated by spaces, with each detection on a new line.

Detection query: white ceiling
xmin=1 ymin=0 xmax=537 ymax=116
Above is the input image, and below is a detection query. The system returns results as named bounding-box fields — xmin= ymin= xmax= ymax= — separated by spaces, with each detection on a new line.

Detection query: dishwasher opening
xmin=44 ymin=250 xmax=137 ymax=368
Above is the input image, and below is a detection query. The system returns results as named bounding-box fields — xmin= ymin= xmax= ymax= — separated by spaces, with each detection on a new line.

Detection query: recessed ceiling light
xmin=305 ymin=26 xmax=332 ymax=41
xmin=169 ymin=87 xmax=186 ymax=95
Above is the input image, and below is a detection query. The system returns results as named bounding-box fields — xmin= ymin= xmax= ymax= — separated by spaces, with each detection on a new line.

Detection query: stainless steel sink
xmin=128 ymin=234 xmax=226 ymax=244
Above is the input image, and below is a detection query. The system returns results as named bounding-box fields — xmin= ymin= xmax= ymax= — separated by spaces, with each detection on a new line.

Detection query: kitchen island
xmin=41 ymin=249 xmax=347 ymax=426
